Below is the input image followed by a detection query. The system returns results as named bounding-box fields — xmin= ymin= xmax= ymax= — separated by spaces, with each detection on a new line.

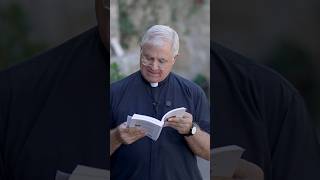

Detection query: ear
xmin=173 ymin=53 xmax=179 ymax=62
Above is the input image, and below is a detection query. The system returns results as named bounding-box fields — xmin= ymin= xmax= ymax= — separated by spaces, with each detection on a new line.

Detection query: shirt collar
xmin=139 ymin=71 xmax=171 ymax=88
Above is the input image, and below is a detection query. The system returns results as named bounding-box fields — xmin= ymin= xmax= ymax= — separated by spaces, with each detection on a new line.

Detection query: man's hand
xmin=165 ymin=112 xmax=193 ymax=134
xmin=212 ymin=159 xmax=264 ymax=180
xmin=117 ymin=122 xmax=147 ymax=144
xmin=110 ymin=122 xmax=146 ymax=155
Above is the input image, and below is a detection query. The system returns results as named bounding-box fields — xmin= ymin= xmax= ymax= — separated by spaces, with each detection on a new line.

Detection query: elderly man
xmin=0 ymin=0 xmax=109 ymax=179
xmin=110 ymin=25 xmax=210 ymax=180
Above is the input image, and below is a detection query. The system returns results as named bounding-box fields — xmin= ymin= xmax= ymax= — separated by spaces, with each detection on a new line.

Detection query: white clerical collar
xmin=150 ymin=82 xmax=159 ymax=87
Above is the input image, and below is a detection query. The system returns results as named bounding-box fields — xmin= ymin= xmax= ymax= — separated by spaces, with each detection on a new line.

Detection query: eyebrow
xmin=141 ymin=52 xmax=169 ymax=62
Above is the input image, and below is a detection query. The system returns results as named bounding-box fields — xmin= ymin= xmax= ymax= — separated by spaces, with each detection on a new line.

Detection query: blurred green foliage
xmin=118 ymin=0 xmax=138 ymax=49
xmin=193 ymin=73 xmax=209 ymax=98
xmin=117 ymin=0 xmax=204 ymax=50
xmin=110 ymin=62 xmax=125 ymax=83
xmin=0 ymin=3 xmax=47 ymax=70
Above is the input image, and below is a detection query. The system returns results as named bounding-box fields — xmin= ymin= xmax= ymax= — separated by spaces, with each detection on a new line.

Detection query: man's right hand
xmin=211 ymin=159 xmax=264 ymax=180
xmin=116 ymin=122 xmax=147 ymax=144
xmin=110 ymin=122 xmax=147 ymax=155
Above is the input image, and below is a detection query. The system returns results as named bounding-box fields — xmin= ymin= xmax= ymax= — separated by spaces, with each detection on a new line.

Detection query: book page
xmin=126 ymin=115 xmax=133 ymax=128
xmin=131 ymin=114 xmax=164 ymax=140
xmin=69 ymin=165 xmax=109 ymax=180
xmin=211 ymin=145 xmax=245 ymax=178
xmin=127 ymin=108 xmax=186 ymax=141
xmin=161 ymin=107 xmax=186 ymax=122
xmin=55 ymin=171 xmax=70 ymax=180
xmin=69 ymin=174 xmax=107 ymax=180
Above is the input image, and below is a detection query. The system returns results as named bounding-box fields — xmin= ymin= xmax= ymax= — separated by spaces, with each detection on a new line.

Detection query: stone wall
xmin=111 ymin=0 xmax=210 ymax=81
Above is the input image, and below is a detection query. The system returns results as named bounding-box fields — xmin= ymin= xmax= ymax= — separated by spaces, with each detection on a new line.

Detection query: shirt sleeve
xmin=110 ymin=84 xmax=118 ymax=129
xmin=194 ymin=87 xmax=210 ymax=134
xmin=269 ymin=91 xmax=320 ymax=179
xmin=0 ymin=70 xmax=10 ymax=179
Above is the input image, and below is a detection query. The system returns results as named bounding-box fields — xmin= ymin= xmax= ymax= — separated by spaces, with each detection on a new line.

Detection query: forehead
xmin=142 ymin=38 xmax=171 ymax=50
xmin=142 ymin=41 xmax=172 ymax=56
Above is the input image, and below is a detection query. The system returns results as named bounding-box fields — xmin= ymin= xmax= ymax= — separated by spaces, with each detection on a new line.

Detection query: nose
xmin=150 ymin=61 xmax=160 ymax=70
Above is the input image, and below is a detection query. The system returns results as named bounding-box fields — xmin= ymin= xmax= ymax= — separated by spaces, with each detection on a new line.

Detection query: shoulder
xmin=170 ymin=72 xmax=206 ymax=98
xmin=110 ymin=71 xmax=140 ymax=94
xmin=0 ymin=27 xmax=99 ymax=91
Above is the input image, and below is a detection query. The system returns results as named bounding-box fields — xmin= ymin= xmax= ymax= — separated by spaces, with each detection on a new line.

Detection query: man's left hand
xmin=165 ymin=112 xmax=193 ymax=135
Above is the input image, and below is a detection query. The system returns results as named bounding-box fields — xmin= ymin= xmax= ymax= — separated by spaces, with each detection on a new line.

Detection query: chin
xmin=146 ymin=77 xmax=161 ymax=83
xmin=142 ymin=70 xmax=161 ymax=82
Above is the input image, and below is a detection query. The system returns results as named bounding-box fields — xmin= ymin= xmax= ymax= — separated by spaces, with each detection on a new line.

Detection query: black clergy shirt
xmin=212 ymin=42 xmax=320 ymax=180
xmin=0 ymin=27 xmax=109 ymax=180
xmin=110 ymin=71 xmax=210 ymax=180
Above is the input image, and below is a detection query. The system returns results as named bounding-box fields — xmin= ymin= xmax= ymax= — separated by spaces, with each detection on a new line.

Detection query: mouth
xmin=146 ymin=69 xmax=160 ymax=77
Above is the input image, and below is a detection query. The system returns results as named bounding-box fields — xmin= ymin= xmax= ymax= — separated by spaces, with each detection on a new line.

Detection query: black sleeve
xmin=194 ymin=87 xmax=210 ymax=134
xmin=269 ymin=91 xmax=320 ymax=179
xmin=0 ymin=70 xmax=10 ymax=179
xmin=0 ymin=155 xmax=4 ymax=180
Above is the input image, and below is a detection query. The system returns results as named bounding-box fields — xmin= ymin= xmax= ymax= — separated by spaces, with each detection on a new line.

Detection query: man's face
xmin=140 ymin=41 xmax=176 ymax=83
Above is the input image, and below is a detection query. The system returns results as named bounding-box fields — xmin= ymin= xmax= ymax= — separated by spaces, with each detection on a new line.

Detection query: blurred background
xmin=0 ymin=0 xmax=96 ymax=70
xmin=0 ymin=0 xmax=210 ymax=179
xmin=3 ymin=0 xmax=318 ymax=178
xmin=1 ymin=0 xmax=319 ymax=178
xmin=110 ymin=0 xmax=210 ymax=99
xmin=213 ymin=0 xmax=320 ymax=143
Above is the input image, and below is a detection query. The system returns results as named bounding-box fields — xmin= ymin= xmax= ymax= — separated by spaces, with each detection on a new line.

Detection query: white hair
xmin=140 ymin=25 xmax=179 ymax=57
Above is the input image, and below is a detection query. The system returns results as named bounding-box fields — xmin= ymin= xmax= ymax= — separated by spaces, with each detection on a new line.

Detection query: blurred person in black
xmin=211 ymin=41 xmax=320 ymax=180
xmin=0 ymin=0 xmax=109 ymax=179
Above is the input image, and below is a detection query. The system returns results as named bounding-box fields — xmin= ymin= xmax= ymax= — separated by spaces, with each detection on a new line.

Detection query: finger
xmin=166 ymin=123 xmax=188 ymax=134
xmin=127 ymin=127 xmax=144 ymax=134
xmin=165 ymin=121 xmax=181 ymax=129
xmin=182 ymin=112 xmax=191 ymax=118
xmin=169 ymin=117 xmax=192 ymax=125
xmin=129 ymin=131 xmax=145 ymax=139
xmin=167 ymin=117 xmax=185 ymax=124
xmin=170 ymin=120 xmax=192 ymax=129
xmin=165 ymin=123 xmax=180 ymax=132
xmin=119 ymin=122 xmax=128 ymax=129
xmin=167 ymin=121 xmax=192 ymax=131
xmin=135 ymin=132 xmax=147 ymax=139
xmin=181 ymin=116 xmax=192 ymax=124
xmin=122 ymin=132 xmax=145 ymax=144
xmin=167 ymin=117 xmax=178 ymax=122
xmin=128 ymin=132 xmax=146 ymax=144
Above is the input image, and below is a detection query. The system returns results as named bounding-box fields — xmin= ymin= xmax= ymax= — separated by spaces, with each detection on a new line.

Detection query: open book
xmin=55 ymin=165 xmax=109 ymax=180
xmin=211 ymin=145 xmax=245 ymax=178
xmin=126 ymin=107 xmax=186 ymax=141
